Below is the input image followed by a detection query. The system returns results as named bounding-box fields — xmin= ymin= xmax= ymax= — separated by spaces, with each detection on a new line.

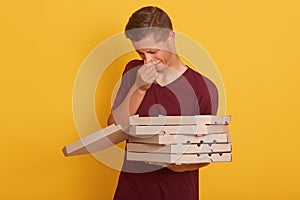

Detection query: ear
xmin=167 ymin=31 xmax=175 ymax=44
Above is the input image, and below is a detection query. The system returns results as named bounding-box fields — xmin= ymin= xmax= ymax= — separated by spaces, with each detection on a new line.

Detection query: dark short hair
xmin=125 ymin=6 xmax=173 ymax=41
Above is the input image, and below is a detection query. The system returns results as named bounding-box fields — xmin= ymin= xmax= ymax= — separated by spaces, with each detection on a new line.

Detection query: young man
xmin=108 ymin=6 xmax=218 ymax=200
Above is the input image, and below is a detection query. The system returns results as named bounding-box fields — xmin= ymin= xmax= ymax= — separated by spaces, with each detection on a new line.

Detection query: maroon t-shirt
xmin=113 ymin=60 xmax=218 ymax=200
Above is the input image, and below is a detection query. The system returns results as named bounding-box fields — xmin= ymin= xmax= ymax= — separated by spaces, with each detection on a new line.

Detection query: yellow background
xmin=1 ymin=0 xmax=299 ymax=199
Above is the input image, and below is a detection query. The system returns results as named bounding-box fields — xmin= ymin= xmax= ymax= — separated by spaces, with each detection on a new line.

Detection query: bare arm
xmin=166 ymin=163 xmax=210 ymax=172
xmin=108 ymin=62 xmax=158 ymax=126
xmin=146 ymin=162 xmax=210 ymax=172
xmin=107 ymin=85 xmax=147 ymax=125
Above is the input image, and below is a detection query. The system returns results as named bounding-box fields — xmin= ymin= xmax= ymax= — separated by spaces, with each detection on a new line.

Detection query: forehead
xmin=131 ymin=36 xmax=168 ymax=51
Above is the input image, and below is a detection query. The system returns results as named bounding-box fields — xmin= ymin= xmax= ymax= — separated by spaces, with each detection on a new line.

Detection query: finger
xmin=139 ymin=62 xmax=154 ymax=70
xmin=144 ymin=67 xmax=157 ymax=78
xmin=142 ymin=72 xmax=158 ymax=84
xmin=147 ymin=71 xmax=158 ymax=82
xmin=140 ymin=64 xmax=156 ymax=75
xmin=146 ymin=161 xmax=168 ymax=167
xmin=139 ymin=68 xmax=157 ymax=82
xmin=140 ymin=61 xmax=159 ymax=72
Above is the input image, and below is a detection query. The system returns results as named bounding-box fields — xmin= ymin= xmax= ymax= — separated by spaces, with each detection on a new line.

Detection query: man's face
xmin=131 ymin=34 xmax=175 ymax=72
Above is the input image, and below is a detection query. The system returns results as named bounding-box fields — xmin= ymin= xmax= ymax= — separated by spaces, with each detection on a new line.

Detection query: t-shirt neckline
xmin=154 ymin=66 xmax=190 ymax=88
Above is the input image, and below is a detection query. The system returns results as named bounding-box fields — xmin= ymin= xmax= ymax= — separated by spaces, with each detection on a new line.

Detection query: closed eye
xmin=136 ymin=49 xmax=159 ymax=55
xmin=148 ymin=49 xmax=159 ymax=54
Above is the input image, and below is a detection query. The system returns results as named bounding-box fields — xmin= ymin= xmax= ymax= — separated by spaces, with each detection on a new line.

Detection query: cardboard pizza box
xmin=126 ymin=143 xmax=231 ymax=154
xmin=128 ymin=133 xmax=231 ymax=145
xmin=129 ymin=115 xmax=231 ymax=126
xmin=62 ymin=124 xmax=128 ymax=156
xmin=129 ymin=124 xmax=229 ymax=136
xmin=127 ymin=152 xmax=232 ymax=165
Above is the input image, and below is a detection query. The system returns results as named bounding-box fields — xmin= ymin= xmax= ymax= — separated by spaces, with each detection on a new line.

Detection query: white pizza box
xmin=128 ymin=133 xmax=231 ymax=145
xmin=129 ymin=115 xmax=231 ymax=126
xmin=127 ymin=143 xmax=231 ymax=154
xmin=62 ymin=124 xmax=128 ymax=156
xmin=129 ymin=124 xmax=228 ymax=136
xmin=127 ymin=152 xmax=232 ymax=165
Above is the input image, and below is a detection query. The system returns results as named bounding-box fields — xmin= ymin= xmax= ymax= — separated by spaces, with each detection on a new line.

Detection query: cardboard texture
xmin=127 ymin=143 xmax=232 ymax=154
xmin=129 ymin=124 xmax=229 ymax=136
xmin=129 ymin=115 xmax=231 ymax=126
xmin=127 ymin=152 xmax=232 ymax=164
xmin=128 ymin=133 xmax=231 ymax=145
xmin=126 ymin=115 xmax=232 ymax=164
xmin=62 ymin=115 xmax=232 ymax=165
xmin=62 ymin=124 xmax=127 ymax=156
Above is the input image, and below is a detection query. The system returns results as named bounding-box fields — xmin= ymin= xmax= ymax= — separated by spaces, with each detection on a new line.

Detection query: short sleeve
xmin=184 ymin=68 xmax=219 ymax=115
xmin=112 ymin=60 xmax=143 ymax=110
xmin=201 ymin=76 xmax=219 ymax=115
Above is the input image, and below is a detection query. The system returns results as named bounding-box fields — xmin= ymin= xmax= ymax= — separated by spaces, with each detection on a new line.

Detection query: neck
xmin=167 ymin=54 xmax=186 ymax=72
xmin=156 ymin=55 xmax=187 ymax=86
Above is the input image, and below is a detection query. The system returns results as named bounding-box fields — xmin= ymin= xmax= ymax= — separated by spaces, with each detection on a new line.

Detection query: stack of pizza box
xmin=126 ymin=115 xmax=232 ymax=165
xmin=62 ymin=115 xmax=232 ymax=166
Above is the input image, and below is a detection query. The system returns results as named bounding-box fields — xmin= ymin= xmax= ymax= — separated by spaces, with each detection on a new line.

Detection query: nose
xmin=143 ymin=53 xmax=154 ymax=64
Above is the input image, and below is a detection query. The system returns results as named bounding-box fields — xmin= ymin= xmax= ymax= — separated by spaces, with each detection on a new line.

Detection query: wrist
xmin=133 ymin=83 xmax=148 ymax=93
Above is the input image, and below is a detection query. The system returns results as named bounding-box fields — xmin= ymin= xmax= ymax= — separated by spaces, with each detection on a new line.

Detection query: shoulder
xmin=185 ymin=67 xmax=219 ymax=114
xmin=119 ymin=59 xmax=143 ymax=87
xmin=184 ymin=67 xmax=217 ymax=90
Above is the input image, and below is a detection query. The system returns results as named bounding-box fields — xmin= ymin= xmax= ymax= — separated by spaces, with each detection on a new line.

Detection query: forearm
xmin=108 ymin=62 xmax=157 ymax=126
xmin=167 ymin=163 xmax=210 ymax=172
xmin=108 ymin=83 xmax=147 ymax=126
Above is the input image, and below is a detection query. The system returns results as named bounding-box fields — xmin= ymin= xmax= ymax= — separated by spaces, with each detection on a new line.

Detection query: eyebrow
xmin=136 ymin=49 xmax=158 ymax=54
